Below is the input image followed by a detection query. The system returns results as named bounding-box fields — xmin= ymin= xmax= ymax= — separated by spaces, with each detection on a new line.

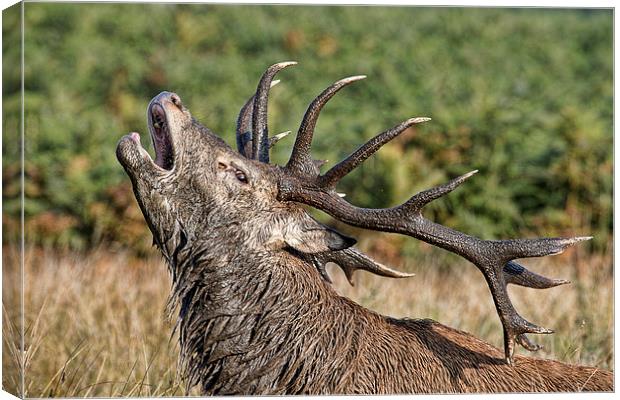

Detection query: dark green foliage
xmin=2 ymin=4 xmax=612 ymax=252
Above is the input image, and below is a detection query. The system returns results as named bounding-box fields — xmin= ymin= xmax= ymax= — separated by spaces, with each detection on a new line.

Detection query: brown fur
xmin=172 ymin=248 xmax=612 ymax=394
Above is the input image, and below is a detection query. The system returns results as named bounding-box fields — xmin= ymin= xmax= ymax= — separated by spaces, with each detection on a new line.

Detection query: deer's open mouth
xmin=148 ymin=102 xmax=174 ymax=170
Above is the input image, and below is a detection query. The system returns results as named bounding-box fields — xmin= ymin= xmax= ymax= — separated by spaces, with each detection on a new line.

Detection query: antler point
xmin=339 ymin=75 xmax=367 ymax=84
xmin=408 ymin=117 xmax=432 ymax=124
xmin=275 ymin=130 xmax=291 ymax=139
xmin=556 ymin=236 xmax=594 ymax=251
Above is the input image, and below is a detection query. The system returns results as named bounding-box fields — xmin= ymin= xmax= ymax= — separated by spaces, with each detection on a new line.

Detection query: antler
xmin=306 ymin=247 xmax=414 ymax=286
xmin=250 ymin=61 xmax=297 ymax=163
xmin=236 ymin=79 xmax=283 ymax=158
xmin=286 ymin=75 xmax=367 ymax=176
xmin=275 ymin=73 xmax=589 ymax=364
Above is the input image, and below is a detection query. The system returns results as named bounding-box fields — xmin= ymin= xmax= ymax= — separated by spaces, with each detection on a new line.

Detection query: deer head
xmin=116 ymin=62 xmax=590 ymax=365
xmin=117 ymin=93 xmax=358 ymax=264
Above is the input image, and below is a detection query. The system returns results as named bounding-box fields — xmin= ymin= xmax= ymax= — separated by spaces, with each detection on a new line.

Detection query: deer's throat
xmin=168 ymin=248 xmax=348 ymax=394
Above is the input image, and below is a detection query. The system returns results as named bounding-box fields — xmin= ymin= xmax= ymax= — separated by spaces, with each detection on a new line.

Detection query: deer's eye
xmin=235 ymin=170 xmax=248 ymax=183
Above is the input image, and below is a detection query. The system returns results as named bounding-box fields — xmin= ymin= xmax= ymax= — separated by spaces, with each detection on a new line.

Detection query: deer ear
xmin=282 ymin=214 xmax=356 ymax=254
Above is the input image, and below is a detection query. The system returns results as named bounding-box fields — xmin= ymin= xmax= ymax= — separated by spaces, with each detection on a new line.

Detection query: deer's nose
xmin=154 ymin=91 xmax=183 ymax=110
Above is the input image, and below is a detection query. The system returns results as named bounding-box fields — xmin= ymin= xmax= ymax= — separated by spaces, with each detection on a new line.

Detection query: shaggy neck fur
xmin=169 ymin=238 xmax=360 ymax=394
xmin=161 ymin=226 xmax=612 ymax=395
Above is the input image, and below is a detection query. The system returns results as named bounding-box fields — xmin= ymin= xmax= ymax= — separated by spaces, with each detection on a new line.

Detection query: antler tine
xmin=321 ymin=117 xmax=431 ymax=189
xmin=310 ymin=247 xmax=414 ymax=286
xmin=516 ymin=333 xmax=543 ymax=352
xmin=503 ymin=261 xmax=570 ymax=289
xmin=498 ymin=236 xmax=593 ymax=260
xmin=404 ymin=170 xmax=478 ymax=212
xmin=236 ymin=80 xmax=281 ymax=158
xmin=236 ymin=96 xmax=254 ymax=158
xmin=252 ymin=62 xmax=297 ymax=163
xmin=286 ymin=75 xmax=367 ymax=176
xmin=269 ymin=130 xmax=291 ymax=148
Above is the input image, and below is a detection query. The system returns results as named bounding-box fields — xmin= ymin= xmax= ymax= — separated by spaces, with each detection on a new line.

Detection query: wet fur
xmin=164 ymin=226 xmax=612 ymax=394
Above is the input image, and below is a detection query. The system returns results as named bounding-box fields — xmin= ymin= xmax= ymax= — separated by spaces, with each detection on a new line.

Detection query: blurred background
xmin=2 ymin=3 xmax=613 ymax=397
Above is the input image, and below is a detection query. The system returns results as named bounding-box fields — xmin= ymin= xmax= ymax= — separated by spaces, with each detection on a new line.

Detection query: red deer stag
xmin=116 ymin=62 xmax=613 ymax=394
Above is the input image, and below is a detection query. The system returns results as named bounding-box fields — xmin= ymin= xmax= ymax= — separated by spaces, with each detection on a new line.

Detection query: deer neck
xmin=164 ymin=228 xmax=348 ymax=394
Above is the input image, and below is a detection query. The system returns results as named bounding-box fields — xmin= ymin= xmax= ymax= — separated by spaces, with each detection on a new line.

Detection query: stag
xmin=116 ymin=62 xmax=612 ymax=394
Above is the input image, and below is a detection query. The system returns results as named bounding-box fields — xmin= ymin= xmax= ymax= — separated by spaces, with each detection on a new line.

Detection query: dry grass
xmin=3 ymin=245 xmax=194 ymax=397
xmin=2 ymin=242 xmax=613 ymax=397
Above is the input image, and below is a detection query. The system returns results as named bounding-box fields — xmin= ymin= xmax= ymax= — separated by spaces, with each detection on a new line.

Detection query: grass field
xmin=2 ymin=241 xmax=613 ymax=397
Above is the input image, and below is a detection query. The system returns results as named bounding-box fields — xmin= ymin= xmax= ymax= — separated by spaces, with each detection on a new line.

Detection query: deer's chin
xmin=116 ymin=132 xmax=151 ymax=171
xmin=116 ymin=131 xmax=171 ymax=176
